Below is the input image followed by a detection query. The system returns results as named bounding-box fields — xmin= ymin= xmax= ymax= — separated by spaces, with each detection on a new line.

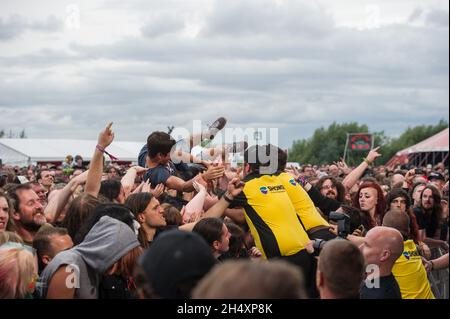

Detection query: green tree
xmin=0 ymin=129 xmax=4 ymax=138
xmin=288 ymin=120 xmax=448 ymax=166
xmin=19 ymin=129 xmax=26 ymax=139
xmin=288 ymin=122 xmax=379 ymax=166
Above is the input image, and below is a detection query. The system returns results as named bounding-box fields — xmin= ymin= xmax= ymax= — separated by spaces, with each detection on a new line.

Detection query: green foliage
xmin=288 ymin=120 xmax=448 ymax=166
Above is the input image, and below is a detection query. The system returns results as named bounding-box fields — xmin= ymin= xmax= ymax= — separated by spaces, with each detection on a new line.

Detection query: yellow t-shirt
xmin=277 ymin=172 xmax=329 ymax=230
xmin=392 ymin=240 xmax=435 ymax=299
xmin=230 ymin=173 xmax=310 ymax=259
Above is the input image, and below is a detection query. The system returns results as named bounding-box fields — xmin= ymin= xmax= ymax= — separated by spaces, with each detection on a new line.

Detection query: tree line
xmin=0 ymin=129 xmax=27 ymax=139
xmin=288 ymin=119 xmax=448 ymax=166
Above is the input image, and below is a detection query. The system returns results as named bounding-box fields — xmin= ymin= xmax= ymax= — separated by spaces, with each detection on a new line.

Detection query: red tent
xmin=386 ymin=128 xmax=449 ymax=168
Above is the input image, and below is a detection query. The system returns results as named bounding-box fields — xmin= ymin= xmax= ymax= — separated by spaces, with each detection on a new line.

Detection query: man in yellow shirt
xmin=229 ymin=144 xmax=316 ymax=296
xmin=382 ymin=209 xmax=435 ymax=299
xmin=275 ymin=147 xmax=335 ymax=240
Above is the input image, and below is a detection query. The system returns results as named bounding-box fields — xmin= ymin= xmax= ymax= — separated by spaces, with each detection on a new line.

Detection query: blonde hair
xmin=0 ymin=247 xmax=37 ymax=298
xmin=0 ymin=231 xmax=24 ymax=245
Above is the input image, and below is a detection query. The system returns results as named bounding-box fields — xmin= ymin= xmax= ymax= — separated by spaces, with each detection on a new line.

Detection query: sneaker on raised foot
xmin=206 ymin=117 xmax=227 ymax=140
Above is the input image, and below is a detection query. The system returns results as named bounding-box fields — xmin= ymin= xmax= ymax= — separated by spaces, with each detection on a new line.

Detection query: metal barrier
xmin=429 ymin=248 xmax=449 ymax=299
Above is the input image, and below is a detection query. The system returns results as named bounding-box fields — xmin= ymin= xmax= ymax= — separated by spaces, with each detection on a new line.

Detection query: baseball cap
xmin=428 ymin=172 xmax=445 ymax=181
xmin=138 ymin=230 xmax=216 ymax=299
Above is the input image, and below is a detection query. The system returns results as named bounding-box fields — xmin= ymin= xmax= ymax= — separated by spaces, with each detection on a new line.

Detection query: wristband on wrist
xmin=96 ymin=144 xmax=118 ymax=161
xmin=363 ymin=158 xmax=372 ymax=166
xmin=296 ymin=176 xmax=307 ymax=187
xmin=223 ymin=192 xmax=234 ymax=203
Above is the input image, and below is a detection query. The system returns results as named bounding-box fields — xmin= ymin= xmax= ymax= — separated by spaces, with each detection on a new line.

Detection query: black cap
xmin=138 ymin=230 xmax=216 ymax=299
xmin=428 ymin=172 xmax=445 ymax=181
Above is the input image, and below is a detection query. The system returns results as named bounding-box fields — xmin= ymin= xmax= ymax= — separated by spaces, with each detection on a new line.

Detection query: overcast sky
xmin=0 ymin=0 xmax=448 ymax=148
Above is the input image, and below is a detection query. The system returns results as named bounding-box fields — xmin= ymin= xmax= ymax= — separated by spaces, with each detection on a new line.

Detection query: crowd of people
xmin=0 ymin=117 xmax=448 ymax=299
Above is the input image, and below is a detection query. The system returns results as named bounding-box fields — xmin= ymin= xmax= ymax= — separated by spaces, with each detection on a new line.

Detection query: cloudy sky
xmin=0 ymin=0 xmax=448 ymax=148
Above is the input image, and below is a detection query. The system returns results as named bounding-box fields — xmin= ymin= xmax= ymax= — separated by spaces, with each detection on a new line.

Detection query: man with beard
xmin=413 ymin=185 xmax=448 ymax=252
xmin=315 ymin=176 xmax=346 ymax=203
xmin=8 ymin=183 xmax=48 ymax=245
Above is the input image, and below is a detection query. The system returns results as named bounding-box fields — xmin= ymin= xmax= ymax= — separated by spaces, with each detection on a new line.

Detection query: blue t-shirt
xmin=144 ymin=164 xmax=175 ymax=188
xmin=138 ymin=144 xmax=189 ymax=188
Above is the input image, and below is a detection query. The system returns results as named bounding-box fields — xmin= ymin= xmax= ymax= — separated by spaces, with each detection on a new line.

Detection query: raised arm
xmin=85 ymin=123 xmax=115 ymax=197
xmin=179 ymin=177 xmax=244 ymax=232
xmin=45 ymin=170 xmax=89 ymax=223
xmin=342 ymin=146 xmax=381 ymax=191
xmin=286 ymin=166 xmax=341 ymax=217
xmin=121 ymin=166 xmax=148 ymax=198
xmin=166 ymin=165 xmax=224 ymax=193
xmin=183 ymin=180 xmax=207 ymax=223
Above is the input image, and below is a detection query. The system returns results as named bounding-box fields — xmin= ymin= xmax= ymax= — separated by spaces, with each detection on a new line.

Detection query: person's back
xmin=392 ymin=239 xmax=435 ymax=299
xmin=229 ymin=144 xmax=317 ymax=297
xmin=277 ymin=171 xmax=331 ymax=238
xmin=382 ymin=209 xmax=435 ymax=299
xmin=233 ymin=172 xmax=310 ymax=258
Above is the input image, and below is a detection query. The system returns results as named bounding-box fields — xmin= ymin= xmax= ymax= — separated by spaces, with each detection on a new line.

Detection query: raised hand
xmin=227 ymin=177 xmax=245 ymax=198
xmin=150 ymin=183 xmax=165 ymax=198
xmin=131 ymin=181 xmax=145 ymax=195
xmin=98 ymin=122 xmax=115 ymax=148
xmin=203 ymin=165 xmax=225 ymax=181
xmin=335 ymin=158 xmax=351 ymax=175
xmin=193 ymin=180 xmax=206 ymax=193
xmin=366 ymin=146 xmax=382 ymax=164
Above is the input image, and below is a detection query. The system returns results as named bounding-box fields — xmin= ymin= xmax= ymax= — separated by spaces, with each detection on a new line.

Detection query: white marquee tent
xmin=0 ymin=139 xmax=144 ymax=166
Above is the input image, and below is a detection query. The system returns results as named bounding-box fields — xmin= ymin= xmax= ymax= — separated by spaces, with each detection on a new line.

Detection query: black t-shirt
xmin=307 ymin=186 xmax=341 ymax=218
xmin=360 ymin=274 xmax=402 ymax=299
xmin=413 ymin=207 xmax=448 ymax=240
xmin=413 ymin=207 xmax=427 ymax=230
xmin=147 ymin=225 xmax=179 ymax=247
xmin=99 ymin=275 xmax=135 ymax=299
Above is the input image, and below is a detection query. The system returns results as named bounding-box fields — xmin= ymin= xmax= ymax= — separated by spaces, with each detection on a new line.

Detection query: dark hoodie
xmin=37 ymin=216 xmax=140 ymax=299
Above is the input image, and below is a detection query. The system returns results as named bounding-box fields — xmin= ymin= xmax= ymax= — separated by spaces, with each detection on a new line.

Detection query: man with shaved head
xmin=382 ymin=210 xmax=435 ymax=299
xmin=360 ymin=226 xmax=404 ymax=299
xmin=316 ymin=239 xmax=365 ymax=299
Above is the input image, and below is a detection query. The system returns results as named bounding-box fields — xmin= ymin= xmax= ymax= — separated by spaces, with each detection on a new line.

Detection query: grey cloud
xmin=31 ymin=15 xmax=63 ymax=32
xmin=65 ymin=22 xmax=448 ymax=94
xmin=0 ymin=14 xmax=63 ymax=41
xmin=202 ymin=0 xmax=334 ymax=38
xmin=0 ymin=15 xmax=28 ymax=40
xmin=408 ymin=7 xmax=424 ymax=22
xmin=0 ymin=1 xmax=448 ymax=148
xmin=425 ymin=9 xmax=449 ymax=28
xmin=0 ymin=48 xmax=83 ymax=67
xmin=141 ymin=13 xmax=186 ymax=38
